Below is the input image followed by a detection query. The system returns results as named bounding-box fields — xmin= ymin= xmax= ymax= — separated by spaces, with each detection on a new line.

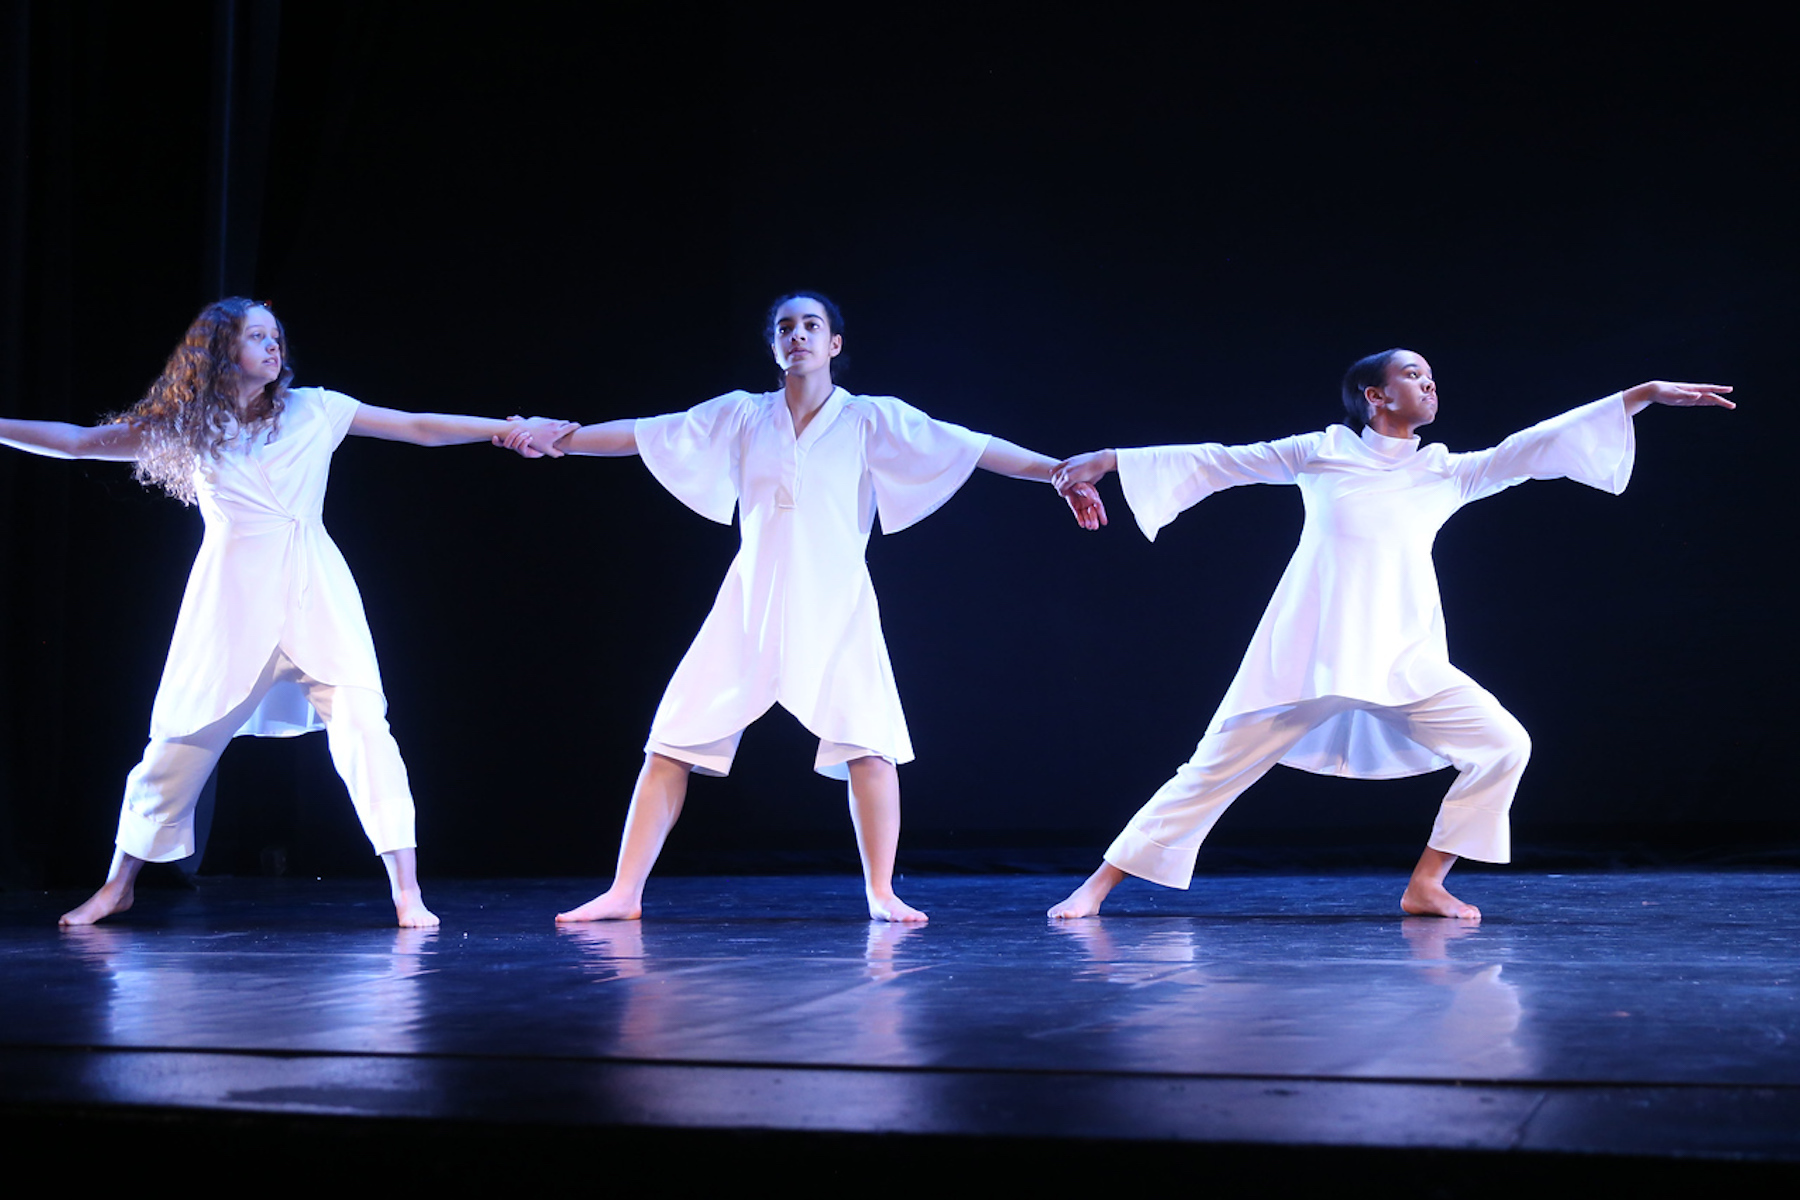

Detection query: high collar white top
xmin=1115 ymin=395 xmax=1633 ymax=779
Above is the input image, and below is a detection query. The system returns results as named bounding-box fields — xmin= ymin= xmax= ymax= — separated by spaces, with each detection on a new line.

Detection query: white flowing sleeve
xmin=862 ymin=395 xmax=991 ymax=535
xmin=634 ymin=391 xmax=756 ymax=525
xmin=1449 ymin=393 xmax=1635 ymax=504
xmin=317 ymin=388 xmax=361 ymax=447
xmin=1117 ymin=433 xmax=1321 ymax=542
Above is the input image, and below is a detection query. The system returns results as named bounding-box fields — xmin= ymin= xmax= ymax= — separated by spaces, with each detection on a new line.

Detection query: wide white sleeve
xmin=862 ymin=395 xmax=991 ymax=535
xmin=633 ymin=391 xmax=756 ymax=525
xmin=1116 ymin=433 xmax=1320 ymax=542
xmin=1449 ymin=393 xmax=1635 ymax=505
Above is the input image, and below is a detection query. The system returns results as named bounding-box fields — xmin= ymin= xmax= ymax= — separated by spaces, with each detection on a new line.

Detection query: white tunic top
xmin=1117 ymin=395 xmax=1635 ymax=779
xmin=635 ymin=388 xmax=990 ymax=771
xmin=149 ymin=387 xmax=383 ymax=741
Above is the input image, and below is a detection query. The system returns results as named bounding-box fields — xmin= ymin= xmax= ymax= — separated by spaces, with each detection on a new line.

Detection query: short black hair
xmin=1340 ymin=348 xmax=1404 ymax=431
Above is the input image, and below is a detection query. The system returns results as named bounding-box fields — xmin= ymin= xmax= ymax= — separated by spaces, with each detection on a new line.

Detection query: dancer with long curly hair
xmin=2 ymin=297 xmax=570 ymax=926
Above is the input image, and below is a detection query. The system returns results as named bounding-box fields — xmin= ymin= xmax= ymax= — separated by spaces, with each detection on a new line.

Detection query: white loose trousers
xmin=1106 ymin=397 xmax=1634 ymax=887
xmin=116 ymin=648 xmax=417 ymax=862
xmin=645 ymin=728 xmax=887 ymax=778
xmin=1105 ymin=687 xmax=1530 ymax=889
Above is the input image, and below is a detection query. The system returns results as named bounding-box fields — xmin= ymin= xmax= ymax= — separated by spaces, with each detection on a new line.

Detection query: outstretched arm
xmin=495 ymin=417 xmax=637 ymax=458
xmin=979 ymin=436 xmax=1107 ymax=530
xmin=1050 ymin=448 xmax=1118 ymax=491
xmin=1452 ymin=382 xmax=1733 ymax=504
xmin=350 ymin=405 xmax=576 ymax=457
xmin=544 ymin=418 xmax=638 ymax=457
xmin=1622 ymin=381 xmax=1734 ymax=416
xmin=978 ymin=436 xmax=1061 ymax=482
xmin=0 ymin=418 xmax=142 ymax=462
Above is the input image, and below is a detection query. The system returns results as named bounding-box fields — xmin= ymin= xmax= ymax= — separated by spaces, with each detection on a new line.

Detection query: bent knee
xmin=1489 ymin=718 xmax=1531 ymax=769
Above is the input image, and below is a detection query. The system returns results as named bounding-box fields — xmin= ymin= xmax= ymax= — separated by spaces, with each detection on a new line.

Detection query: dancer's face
xmin=235 ymin=306 xmax=283 ymax=391
xmin=770 ymin=298 xmax=841 ymax=379
xmin=1367 ymin=350 xmax=1437 ymax=431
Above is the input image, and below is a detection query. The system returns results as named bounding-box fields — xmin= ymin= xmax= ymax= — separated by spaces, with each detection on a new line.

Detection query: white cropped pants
xmin=647 ymin=725 xmax=887 ymax=781
xmin=1106 ymin=687 xmax=1531 ymax=889
xmin=115 ymin=649 xmax=417 ymax=862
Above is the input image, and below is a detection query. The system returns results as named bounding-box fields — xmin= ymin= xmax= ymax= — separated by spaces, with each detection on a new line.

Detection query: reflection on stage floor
xmin=4 ymin=871 xmax=1798 ymax=1179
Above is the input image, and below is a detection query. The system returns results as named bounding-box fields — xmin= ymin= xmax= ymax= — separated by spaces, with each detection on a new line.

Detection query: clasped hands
xmin=1053 ymin=450 xmax=1115 ymax=532
xmin=493 ymin=416 xmax=578 ymax=458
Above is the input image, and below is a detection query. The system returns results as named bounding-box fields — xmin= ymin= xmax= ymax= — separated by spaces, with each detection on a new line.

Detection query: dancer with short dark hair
xmin=1045 ymin=350 xmax=1732 ymax=920
xmin=502 ymin=292 xmax=1105 ymax=923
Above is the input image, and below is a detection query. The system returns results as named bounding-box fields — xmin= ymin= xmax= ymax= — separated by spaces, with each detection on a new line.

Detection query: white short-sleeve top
xmin=149 ymin=387 xmax=384 ymax=740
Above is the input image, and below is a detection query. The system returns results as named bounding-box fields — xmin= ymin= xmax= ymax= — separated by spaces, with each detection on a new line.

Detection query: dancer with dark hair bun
xmin=501 ymin=292 xmax=1105 ymax=923
xmin=1 ymin=298 xmax=572 ymax=926
xmin=1045 ymin=351 xmax=1733 ymax=921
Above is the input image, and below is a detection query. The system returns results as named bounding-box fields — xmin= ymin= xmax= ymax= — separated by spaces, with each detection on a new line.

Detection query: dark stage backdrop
xmin=2 ymin=3 xmax=1792 ymax=886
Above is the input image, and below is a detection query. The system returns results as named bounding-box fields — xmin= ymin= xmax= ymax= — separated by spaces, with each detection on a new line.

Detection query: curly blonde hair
xmin=115 ymin=297 xmax=293 ymax=504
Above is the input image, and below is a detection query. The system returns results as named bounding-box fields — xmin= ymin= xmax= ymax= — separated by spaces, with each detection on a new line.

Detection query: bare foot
xmin=1401 ymin=878 xmax=1480 ymax=921
xmin=59 ymin=878 xmax=135 ymax=927
xmin=867 ymin=889 xmax=927 ymax=923
xmin=1048 ymin=862 xmax=1126 ymax=919
xmin=556 ymin=888 xmax=643 ymax=923
xmin=393 ymin=888 xmax=440 ymax=928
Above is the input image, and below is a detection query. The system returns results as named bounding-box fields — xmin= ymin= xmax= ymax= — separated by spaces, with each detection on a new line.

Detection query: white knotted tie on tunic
xmin=148 ymin=387 xmax=386 ymax=741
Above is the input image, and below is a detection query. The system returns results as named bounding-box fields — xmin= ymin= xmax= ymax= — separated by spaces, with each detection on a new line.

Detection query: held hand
xmin=492 ymin=415 xmax=534 ymax=456
xmin=1062 ymin=481 xmax=1107 ymax=531
xmin=1628 ymin=381 xmax=1735 ymax=410
xmin=1050 ymin=449 xmax=1117 ymax=492
xmin=515 ymin=415 xmax=579 ymax=457
xmin=492 ymin=415 xmax=579 ymax=458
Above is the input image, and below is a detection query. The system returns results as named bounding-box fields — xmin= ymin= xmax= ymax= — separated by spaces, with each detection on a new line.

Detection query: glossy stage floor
xmin=5 ymin=870 xmax=1798 ymax=1190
